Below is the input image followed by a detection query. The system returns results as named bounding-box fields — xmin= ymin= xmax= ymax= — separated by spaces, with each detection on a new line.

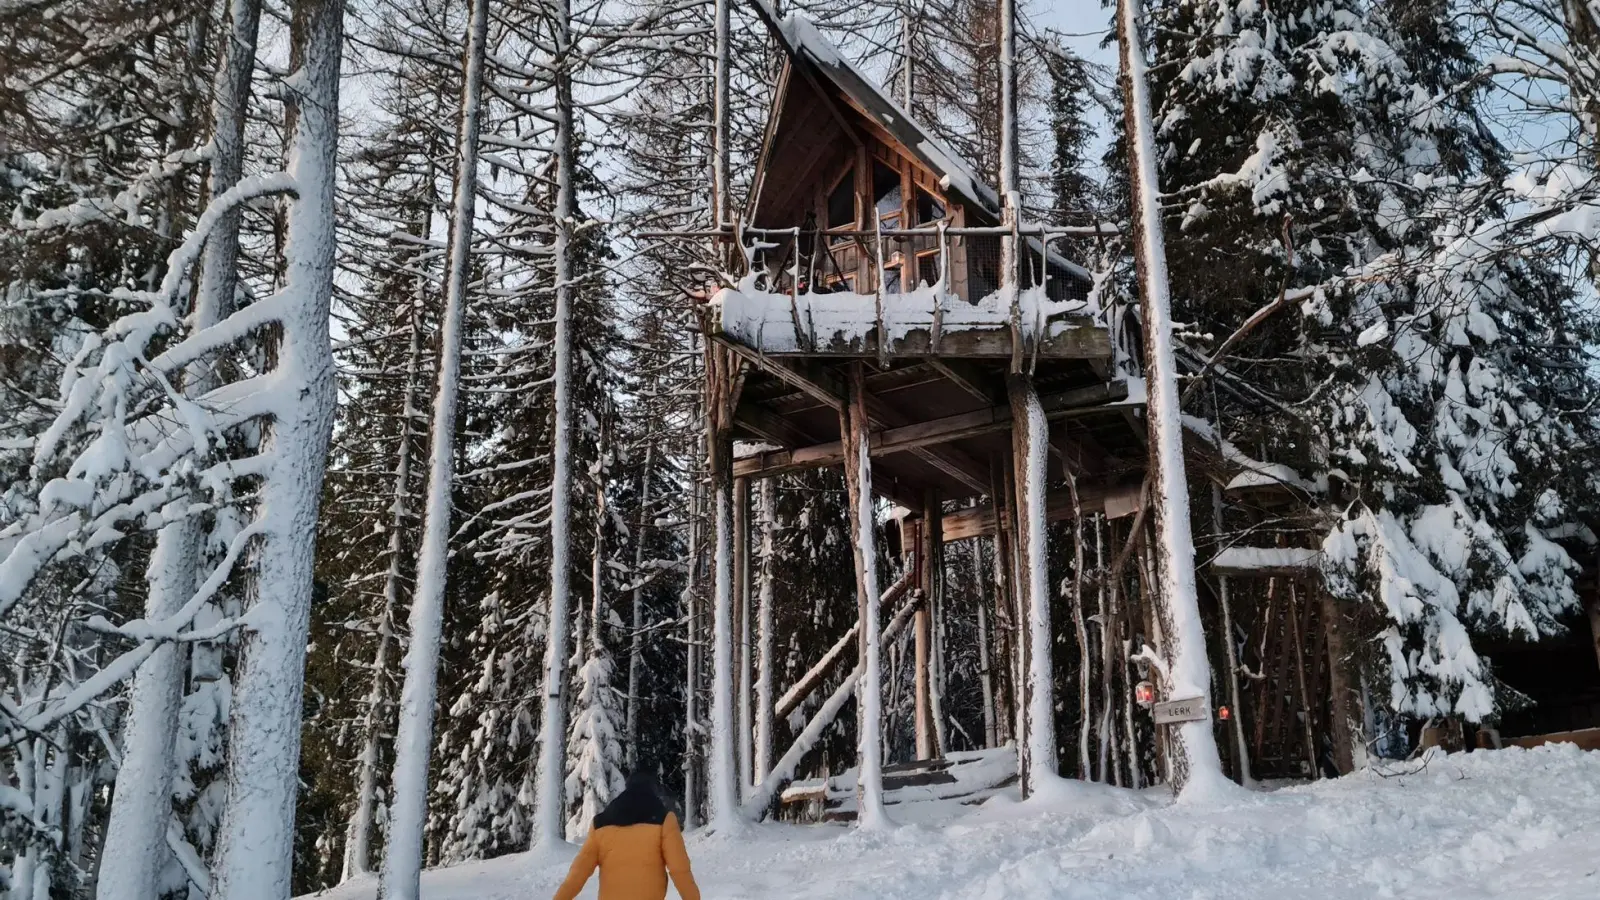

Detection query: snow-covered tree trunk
xmin=840 ymin=364 xmax=888 ymax=828
xmin=753 ymin=478 xmax=776 ymax=783
xmin=682 ymin=476 xmax=702 ymax=828
xmin=566 ymin=414 xmax=624 ymax=839
xmin=997 ymin=0 xmax=1020 ymax=334
xmin=977 ymin=579 xmax=996 ymax=748
xmin=98 ymin=4 xmax=262 ymax=895
xmin=210 ymin=0 xmax=343 ymax=894
xmin=706 ymin=440 xmax=739 ymax=830
xmin=533 ymin=0 xmax=580 ymax=846
xmin=381 ymin=0 xmax=487 ymax=888
xmin=625 ymin=442 xmax=655 ymax=767
xmin=97 ymin=532 xmax=193 ymax=900
xmin=1115 ymin=0 xmax=1226 ymax=797
xmin=343 ymin=275 xmax=426 ymax=880
xmin=735 ymin=478 xmax=752 ymax=795
xmin=712 ymin=0 xmax=731 ymax=230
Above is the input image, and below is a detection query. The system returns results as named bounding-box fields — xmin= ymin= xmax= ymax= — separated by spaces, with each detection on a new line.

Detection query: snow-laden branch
xmin=5 ymin=521 xmax=263 ymax=741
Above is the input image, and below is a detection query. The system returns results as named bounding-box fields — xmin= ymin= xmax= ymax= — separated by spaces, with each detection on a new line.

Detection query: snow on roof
xmin=750 ymin=1 xmax=1003 ymax=220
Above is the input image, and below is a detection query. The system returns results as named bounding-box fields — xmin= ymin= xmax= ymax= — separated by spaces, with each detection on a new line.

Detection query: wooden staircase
xmin=778 ymin=746 xmax=1018 ymax=823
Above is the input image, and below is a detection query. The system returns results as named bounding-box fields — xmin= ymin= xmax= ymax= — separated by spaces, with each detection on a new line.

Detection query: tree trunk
xmin=381 ymin=0 xmax=487 ymax=887
xmin=210 ymin=0 xmax=341 ymax=894
xmin=707 ymin=431 xmax=738 ymax=829
xmin=682 ymin=477 xmax=703 ymax=828
xmin=840 ymin=363 xmax=888 ymax=828
xmin=735 ymin=477 xmax=753 ymax=795
xmin=533 ymin=0 xmax=579 ymax=850
xmin=754 ymin=478 xmax=777 ymax=784
xmin=1116 ymin=0 xmax=1225 ymax=795
xmin=978 ymin=554 xmax=997 ymax=748
xmin=100 ymin=3 xmax=262 ymax=895
xmin=625 ymin=443 xmax=655 ymax=769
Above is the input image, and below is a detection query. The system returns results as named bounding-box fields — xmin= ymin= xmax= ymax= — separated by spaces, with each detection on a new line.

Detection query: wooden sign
xmin=1152 ymin=696 xmax=1209 ymax=725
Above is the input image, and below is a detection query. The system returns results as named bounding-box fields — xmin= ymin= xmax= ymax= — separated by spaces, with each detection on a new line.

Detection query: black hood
xmin=593 ymin=772 xmax=669 ymax=829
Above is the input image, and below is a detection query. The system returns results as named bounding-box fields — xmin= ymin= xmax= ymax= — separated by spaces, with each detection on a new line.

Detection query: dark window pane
xmin=918 ymin=254 xmax=940 ymax=289
xmin=874 ymin=161 xmax=902 ymax=222
xmin=916 ymin=188 xmax=946 ymax=223
xmin=828 ymin=171 xmax=855 ymax=229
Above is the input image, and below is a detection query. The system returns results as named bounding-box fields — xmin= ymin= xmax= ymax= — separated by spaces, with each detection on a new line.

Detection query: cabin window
xmin=916 ymin=187 xmax=946 ymax=224
xmin=873 ymin=160 xmax=902 ymax=228
xmin=827 ymin=170 xmax=855 ymax=231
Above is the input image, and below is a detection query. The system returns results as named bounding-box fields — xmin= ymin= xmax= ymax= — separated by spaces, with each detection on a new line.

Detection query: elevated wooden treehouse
xmin=682 ymin=6 xmax=1600 ymax=822
xmin=693 ymin=7 xmax=1150 ymax=815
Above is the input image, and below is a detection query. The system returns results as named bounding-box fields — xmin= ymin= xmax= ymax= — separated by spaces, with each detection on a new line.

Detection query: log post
xmin=926 ymin=488 xmax=948 ymax=757
xmin=1008 ymin=375 xmax=1057 ymax=795
xmin=988 ymin=459 xmax=1016 ymax=747
xmin=754 ymin=479 xmax=777 ymax=785
xmin=913 ymin=491 xmax=941 ymax=760
xmin=840 ymin=362 xmax=888 ymax=826
xmin=1319 ymin=586 xmax=1362 ymax=774
xmin=704 ymin=344 xmax=740 ymax=829
xmin=734 ymin=476 xmax=752 ymax=794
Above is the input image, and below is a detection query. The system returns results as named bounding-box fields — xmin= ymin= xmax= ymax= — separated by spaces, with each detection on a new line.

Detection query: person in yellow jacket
xmin=551 ymin=771 xmax=701 ymax=900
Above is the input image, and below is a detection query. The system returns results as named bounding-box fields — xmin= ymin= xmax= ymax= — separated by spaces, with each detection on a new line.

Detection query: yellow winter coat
xmin=551 ymin=811 xmax=701 ymax=900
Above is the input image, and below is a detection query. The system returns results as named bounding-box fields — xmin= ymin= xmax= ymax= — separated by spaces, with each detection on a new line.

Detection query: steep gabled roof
xmin=748 ymin=1 xmax=1002 ymax=220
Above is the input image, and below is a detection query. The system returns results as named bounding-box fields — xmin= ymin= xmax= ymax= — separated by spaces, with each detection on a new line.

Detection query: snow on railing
xmin=711 ymin=222 xmax=1102 ymax=359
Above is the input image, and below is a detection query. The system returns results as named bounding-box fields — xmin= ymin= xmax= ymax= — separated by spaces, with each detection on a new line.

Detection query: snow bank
xmin=301 ymin=745 xmax=1600 ymax=900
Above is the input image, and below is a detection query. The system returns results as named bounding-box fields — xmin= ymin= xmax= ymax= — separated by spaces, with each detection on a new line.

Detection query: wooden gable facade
xmin=741 ymin=9 xmax=1084 ymax=304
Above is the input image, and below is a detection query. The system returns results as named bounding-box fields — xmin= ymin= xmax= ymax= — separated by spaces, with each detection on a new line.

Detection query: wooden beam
xmin=764 ymin=361 xmax=945 ymax=415
xmin=774 ymin=571 xmax=916 ymax=722
xmin=927 ymin=358 xmax=997 ymax=403
xmin=863 ymin=390 xmax=990 ymax=494
xmin=720 ymin=336 xmax=992 ymax=495
xmin=717 ymin=339 xmax=844 ymax=411
xmin=732 ymin=381 xmax=1133 ymax=479
xmin=941 ymin=481 xmax=1142 ymax=542
xmin=735 ymin=403 xmax=814 ymax=448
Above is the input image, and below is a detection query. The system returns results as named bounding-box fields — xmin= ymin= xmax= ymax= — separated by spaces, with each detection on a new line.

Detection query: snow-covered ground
xmin=312 ymin=745 xmax=1600 ymax=900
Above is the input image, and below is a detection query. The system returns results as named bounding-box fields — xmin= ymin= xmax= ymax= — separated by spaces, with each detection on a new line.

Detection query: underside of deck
xmin=720 ymin=332 xmax=1149 ymax=525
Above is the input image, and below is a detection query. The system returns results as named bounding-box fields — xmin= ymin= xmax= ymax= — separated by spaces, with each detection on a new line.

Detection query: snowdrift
xmin=305 ymin=745 xmax=1600 ymax=900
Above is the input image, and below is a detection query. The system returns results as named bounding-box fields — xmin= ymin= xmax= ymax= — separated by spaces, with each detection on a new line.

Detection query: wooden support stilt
xmin=734 ymin=476 xmax=752 ymax=795
xmin=1287 ymin=582 xmax=1319 ymax=779
xmin=1008 ymin=375 xmax=1057 ymax=795
xmin=705 ymin=343 xmax=741 ymax=828
xmin=988 ymin=459 xmax=1016 ymax=747
xmin=754 ymin=479 xmax=777 ymax=785
xmin=1319 ymin=586 xmax=1361 ymax=774
xmin=913 ymin=489 xmax=942 ymax=760
xmin=840 ymin=362 xmax=887 ymax=826
xmin=926 ymin=489 xmax=948 ymax=757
